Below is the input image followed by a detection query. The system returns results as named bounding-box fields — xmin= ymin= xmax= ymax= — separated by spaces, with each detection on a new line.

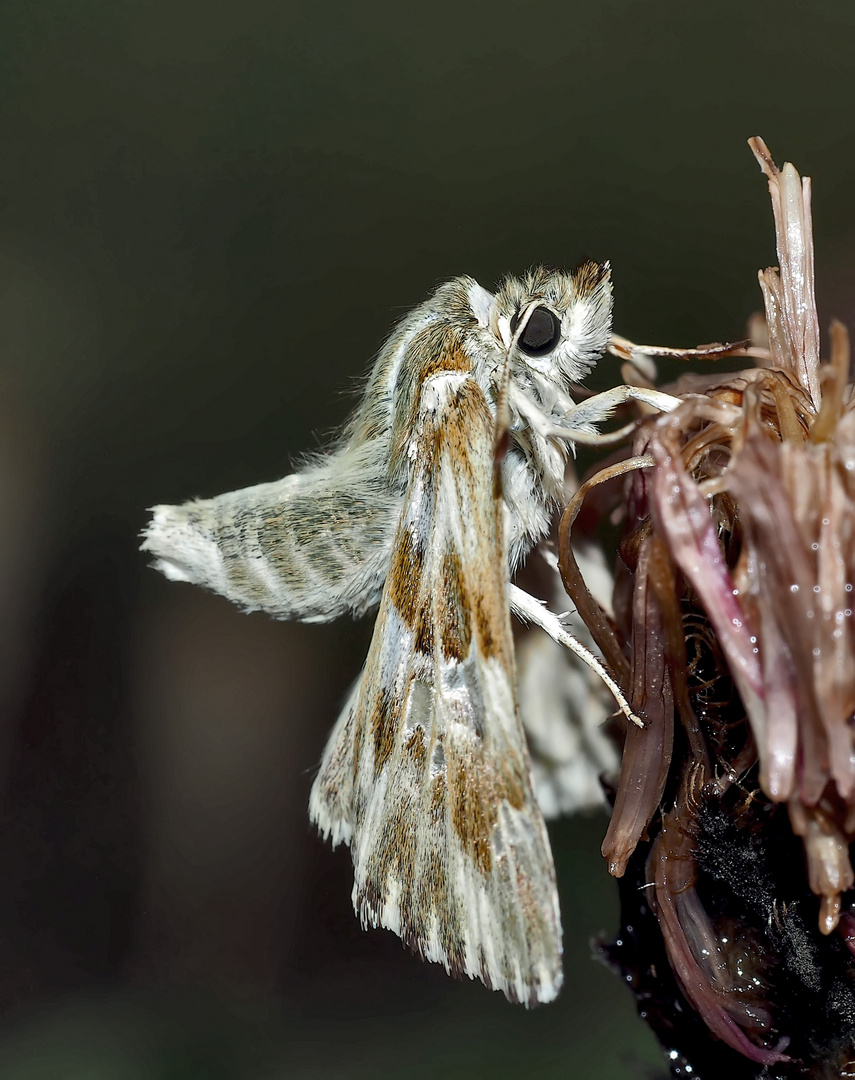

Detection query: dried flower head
xmin=561 ymin=140 xmax=855 ymax=1075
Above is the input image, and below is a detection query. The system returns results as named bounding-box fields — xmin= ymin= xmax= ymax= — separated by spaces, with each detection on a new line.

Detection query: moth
xmin=142 ymin=264 xmax=676 ymax=1005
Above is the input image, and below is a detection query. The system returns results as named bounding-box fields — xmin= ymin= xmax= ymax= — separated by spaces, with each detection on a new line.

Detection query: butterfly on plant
xmin=142 ymin=263 xmax=677 ymax=1004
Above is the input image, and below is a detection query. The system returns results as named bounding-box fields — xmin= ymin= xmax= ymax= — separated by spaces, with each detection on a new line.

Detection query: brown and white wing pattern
xmin=309 ymin=369 xmax=563 ymax=1005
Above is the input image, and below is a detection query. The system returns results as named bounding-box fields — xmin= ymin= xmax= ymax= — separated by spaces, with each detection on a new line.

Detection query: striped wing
xmin=310 ymin=371 xmax=563 ymax=1004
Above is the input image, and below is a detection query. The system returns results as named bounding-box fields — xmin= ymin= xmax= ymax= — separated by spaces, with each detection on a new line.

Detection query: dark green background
xmin=0 ymin=1 xmax=852 ymax=1077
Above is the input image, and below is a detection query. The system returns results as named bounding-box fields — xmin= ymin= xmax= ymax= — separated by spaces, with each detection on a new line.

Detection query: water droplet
xmin=813 ymin=648 xmax=821 ymax=657
xmin=814 ymin=585 xmax=821 ymax=593
xmin=812 ymin=542 xmax=820 ymax=551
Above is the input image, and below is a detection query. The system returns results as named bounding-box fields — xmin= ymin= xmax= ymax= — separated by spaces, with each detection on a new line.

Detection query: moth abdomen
xmin=143 ymin=459 xmax=401 ymax=623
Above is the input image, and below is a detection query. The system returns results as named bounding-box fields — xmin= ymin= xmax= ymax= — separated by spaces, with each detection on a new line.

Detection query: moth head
xmin=493 ymin=262 xmax=613 ymax=384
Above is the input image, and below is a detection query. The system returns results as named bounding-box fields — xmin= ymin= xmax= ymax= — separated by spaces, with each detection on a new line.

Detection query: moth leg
xmin=555 ymin=385 xmax=680 ymax=447
xmin=509 ymin=584 xmax=642 ymax=728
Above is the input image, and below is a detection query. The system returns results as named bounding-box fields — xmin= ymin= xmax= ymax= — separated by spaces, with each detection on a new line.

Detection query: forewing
xmin=310 ymin=371 xmax=563 ymax=1005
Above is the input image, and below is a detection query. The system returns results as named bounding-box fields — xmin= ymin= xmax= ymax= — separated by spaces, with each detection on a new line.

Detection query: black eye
xmin=512 ymin=306 xmax=561 ymax=357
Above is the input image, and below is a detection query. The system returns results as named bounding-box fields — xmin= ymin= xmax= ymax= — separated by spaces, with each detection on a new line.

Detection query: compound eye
xmin=512 ymin=306 xmax=561 ymax=357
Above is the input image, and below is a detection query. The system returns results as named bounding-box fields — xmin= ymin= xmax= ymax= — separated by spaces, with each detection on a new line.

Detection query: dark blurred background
xmin=0 ymin=1 xmax=853 ymax=1076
